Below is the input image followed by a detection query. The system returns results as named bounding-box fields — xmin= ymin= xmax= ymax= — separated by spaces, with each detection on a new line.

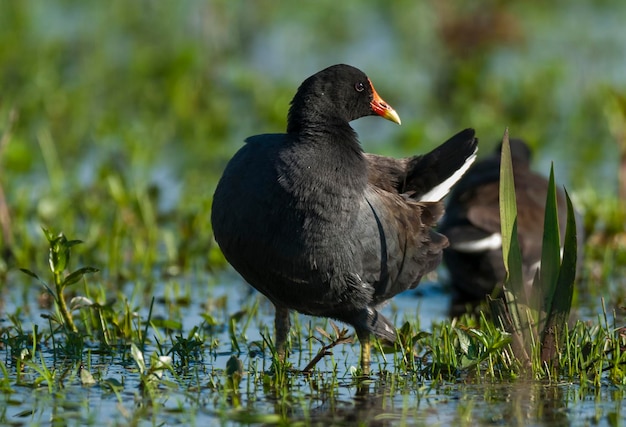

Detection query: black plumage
xmin=211 ymin=64 xmax=478 ymax=372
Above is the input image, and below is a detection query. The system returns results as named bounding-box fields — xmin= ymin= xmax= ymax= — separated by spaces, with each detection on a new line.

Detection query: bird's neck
xmin=279 ymin=122 xmax=368 ymax=200
xmin=293 ymin=120 xmax=364 ymax=165
xmin=287 ymin=102 xmax=361 ymax=144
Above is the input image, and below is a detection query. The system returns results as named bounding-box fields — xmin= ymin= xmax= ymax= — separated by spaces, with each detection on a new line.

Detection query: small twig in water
xmin=302 ymin=322 xmax=353 ymax=373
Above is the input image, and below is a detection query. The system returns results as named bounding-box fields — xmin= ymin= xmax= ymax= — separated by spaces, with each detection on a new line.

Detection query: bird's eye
xmin=355 ymin=82 xmax=365 ymax=92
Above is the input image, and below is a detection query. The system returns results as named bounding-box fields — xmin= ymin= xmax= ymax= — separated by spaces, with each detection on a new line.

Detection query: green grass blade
xmin=537 ymin=164 xmax=562 ymax=332
xmin=499 ymin=130 xmax=525 ymax=297
xmin=557 ymin=189 xmax=578 ymax=310
xmin=499 ymin=129 xmax=532 ymax=362
xmin=540 ymin=189 xmax=578 ymax=363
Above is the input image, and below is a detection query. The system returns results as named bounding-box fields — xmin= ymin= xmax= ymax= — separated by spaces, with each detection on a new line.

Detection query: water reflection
xmin=261 ymin=376 xmax=625 ymax=426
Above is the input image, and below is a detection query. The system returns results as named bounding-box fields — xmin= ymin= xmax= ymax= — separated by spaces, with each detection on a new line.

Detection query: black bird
xmin=439 ymin=139 xmax=569 ymax=313
xmin=211 ymin=64 xmax=478 ymax=373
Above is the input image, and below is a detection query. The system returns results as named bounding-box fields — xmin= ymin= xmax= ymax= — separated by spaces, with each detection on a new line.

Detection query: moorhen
xmin=211 ymin=64 xmax=478 ymax=373
xmin=439 ymin=139 xmax=569 ymax=314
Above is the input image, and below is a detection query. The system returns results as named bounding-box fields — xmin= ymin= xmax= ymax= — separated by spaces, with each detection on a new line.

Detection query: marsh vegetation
xmin=1 ymin=2 xmax=626 ymax=425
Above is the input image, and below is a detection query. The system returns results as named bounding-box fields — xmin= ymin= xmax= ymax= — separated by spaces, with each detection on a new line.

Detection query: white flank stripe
xmin=453 ymin=233 xmax=503 ymax=252
xmin=531 ymin=249 xmax=564 ymax=273
xmin=529 ymin=260 xmax=541 ymax=273
xmin=420 ymin=152 xmax=478 ymax=202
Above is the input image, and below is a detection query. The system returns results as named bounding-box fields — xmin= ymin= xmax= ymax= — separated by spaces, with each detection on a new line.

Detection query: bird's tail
xmin=403 ymin=128 xmax=478 ymax=202
xmin=354 ymin=307 xmax=397 ymax=344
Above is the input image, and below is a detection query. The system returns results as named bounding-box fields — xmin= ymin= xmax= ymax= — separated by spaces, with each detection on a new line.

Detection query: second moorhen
xmin=439 ymin=139 xmax=571 ymax=314
xmin=211 ymin=64 xmax=478 ymax=373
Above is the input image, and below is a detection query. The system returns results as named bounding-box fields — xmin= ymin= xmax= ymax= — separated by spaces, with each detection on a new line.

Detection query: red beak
xmin=369 ymin=80 xmax=401 ymax=125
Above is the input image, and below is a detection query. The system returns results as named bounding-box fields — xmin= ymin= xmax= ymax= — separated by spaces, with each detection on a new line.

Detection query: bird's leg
xmin=274 ymin=306 xmax=290 ymax=360
xmin=356 ymin=329 xmax=371 ymax=376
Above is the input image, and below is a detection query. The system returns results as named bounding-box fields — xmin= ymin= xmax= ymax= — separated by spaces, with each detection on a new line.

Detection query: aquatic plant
xmin=491 ymin=129 xmax=578 ymax=374
xmin=20 ymin=228 xmax=98 ymax=336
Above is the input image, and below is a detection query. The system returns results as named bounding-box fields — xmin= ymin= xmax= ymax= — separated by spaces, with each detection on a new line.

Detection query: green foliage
xmin=20 ymin=228 xmax=99 ymax=336
xmin=130 ymin=342 xmax=174 ymax=401
xmin=498 ymin=129 xmax=525 ymax=296
xmin=225 ymin=354 xmax=244 ymax=408
xmin=417 ymin=315 xmax=516 ymax=380
xmin=492 ymin=130 xmax=578 ymax=374
xmin=540 ymin=190 xmax=578 ymax=363
xmin=0 ymin=360 xmax=11 ymax=393
xmin=167 ymin=326 xmax=205 ymax=367
xmin=495 ymin=129 xmax=531 ymax=364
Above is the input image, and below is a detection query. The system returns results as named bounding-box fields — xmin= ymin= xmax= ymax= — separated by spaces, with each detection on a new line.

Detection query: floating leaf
xmin=101 ymin=378 xmax=123 ymax=393
xmin=80 ymin=366 xmax=97 ymax=386
xmin=13 ymin=410 xmax=35 ymax=418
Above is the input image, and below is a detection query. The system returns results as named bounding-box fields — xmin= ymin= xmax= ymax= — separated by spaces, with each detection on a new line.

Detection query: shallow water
xmin=1 ymin=272 xmax=625 ymax=426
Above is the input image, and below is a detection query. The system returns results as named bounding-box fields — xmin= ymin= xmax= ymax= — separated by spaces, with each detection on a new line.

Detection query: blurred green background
xmin=1 ymin=0 xmax=625 ymax=281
